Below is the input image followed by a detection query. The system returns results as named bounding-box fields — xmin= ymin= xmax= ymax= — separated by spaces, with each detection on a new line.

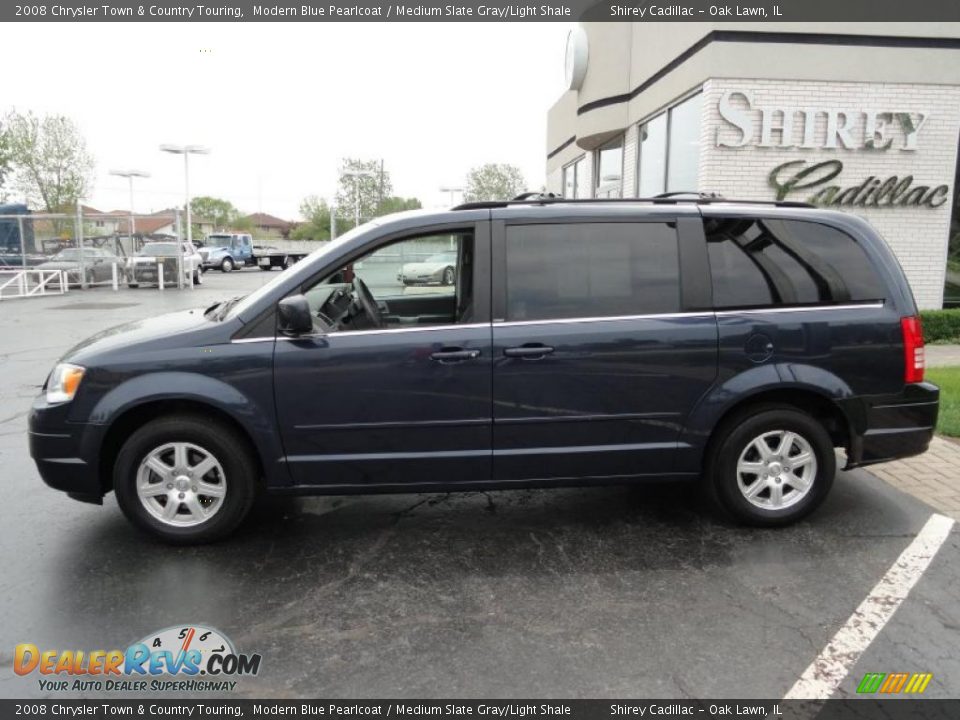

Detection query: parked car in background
xmin=127 ymin=241 xmax=202 ymax=287
xmin=36 ymin=247 xmax=126 ymax=286
xmin=398 ymin=250 xmax=458 ymax=286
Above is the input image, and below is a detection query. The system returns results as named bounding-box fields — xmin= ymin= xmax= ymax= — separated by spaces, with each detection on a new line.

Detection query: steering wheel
xmin=352 ymin=276 xmax=384 ymax=328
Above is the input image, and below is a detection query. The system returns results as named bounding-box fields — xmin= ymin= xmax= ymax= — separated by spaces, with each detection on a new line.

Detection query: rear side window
xmin=705 ymin=218 xmax=886 ymax=309
xmin=505 ymin=222 xmax=680 ymax=321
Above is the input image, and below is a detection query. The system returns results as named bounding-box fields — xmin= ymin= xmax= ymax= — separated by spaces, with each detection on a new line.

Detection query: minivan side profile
xmin=28 ymin=197 xmax=939 ymax=543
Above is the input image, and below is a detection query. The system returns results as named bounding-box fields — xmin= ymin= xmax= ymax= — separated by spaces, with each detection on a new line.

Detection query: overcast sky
xmin=2 ymin=22 xmax=573 ymax=219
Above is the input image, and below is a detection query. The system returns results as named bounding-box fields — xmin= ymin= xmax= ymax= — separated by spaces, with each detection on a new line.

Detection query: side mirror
xmin=278 ymin=294 xmax=314 ymax=336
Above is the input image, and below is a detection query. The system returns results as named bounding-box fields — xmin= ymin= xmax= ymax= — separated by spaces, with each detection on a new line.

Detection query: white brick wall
xmin=698 ymin=78 xmax=960 ymax=309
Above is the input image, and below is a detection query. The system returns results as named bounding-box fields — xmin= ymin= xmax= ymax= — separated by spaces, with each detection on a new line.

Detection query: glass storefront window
xmin=637 ymin=92 xmax=703 ymax=197
xmin=562 ymin=163 xmax=576 ymax=198
xmin=666 ymin=92 xmax=703 ymax=192
xmin=638 ymin=113 xmax=667 ymax=197
xmin=575 ymin=156 xmax=591 ymax=199
xmin=595 ymin=136 xmax=623 ymax=198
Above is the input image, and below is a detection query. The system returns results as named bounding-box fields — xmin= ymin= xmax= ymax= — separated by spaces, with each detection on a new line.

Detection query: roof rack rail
xmin=452 ymin=194 xmax=814 ymax=210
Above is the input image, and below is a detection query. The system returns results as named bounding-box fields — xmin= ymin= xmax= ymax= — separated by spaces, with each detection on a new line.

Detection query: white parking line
xmin=784 ymin=512 xmax=955 ymax=700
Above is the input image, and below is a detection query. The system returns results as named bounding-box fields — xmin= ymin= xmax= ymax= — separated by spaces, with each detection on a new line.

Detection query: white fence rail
xmin=0 ymin=269 xmax=68 ymax=300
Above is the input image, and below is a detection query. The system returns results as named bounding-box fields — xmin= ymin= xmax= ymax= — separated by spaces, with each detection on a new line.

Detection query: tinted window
xmin=505 ymin=223 xmax=680 ymax=321
xmin=705 ymin=218 xmax=886 ymax=309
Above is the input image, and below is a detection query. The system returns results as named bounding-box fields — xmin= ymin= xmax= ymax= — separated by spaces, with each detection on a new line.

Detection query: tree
xmin=291 ymin=195 xmax=337 ymax=241
xmin=463 ymin=163 xmax=527 ymax=203
xmin=335 ymin=158 xmax=391 ymax=225
xmin=4 ymin=111 xmax=94 ymax=213
xmin=190 ymin=196 xmax=240 ymax=230
xmin=374 ymin=196 xmax=422 ymax=217
xmin=0 ymin=121 xmax=11 ymax=200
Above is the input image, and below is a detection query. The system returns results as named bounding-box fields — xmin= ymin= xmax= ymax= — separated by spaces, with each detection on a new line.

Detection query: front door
xmin=491 ymin=217 xmax=718 ymax=482
xmin=274 ymin=224 xmax=493 ymax=488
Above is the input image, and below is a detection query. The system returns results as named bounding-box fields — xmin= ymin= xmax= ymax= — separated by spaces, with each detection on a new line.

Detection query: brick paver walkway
xmin=867 ymin=436 xmax=960 ymax=520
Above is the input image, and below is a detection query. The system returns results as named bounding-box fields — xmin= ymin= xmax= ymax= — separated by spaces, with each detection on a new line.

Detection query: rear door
xmin=490 ymin=210 xmax=718 ymax=482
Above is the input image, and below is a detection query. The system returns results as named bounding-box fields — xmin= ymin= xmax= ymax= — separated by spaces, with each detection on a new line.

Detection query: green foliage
xmin=374 ymin=196 xmax=422 ymax=217
xmin=291 ymin=195 xmax=337 ymax=241
xmin=926 ymin=367 xmax=960 ymax=437
xmin=0 ymin=121 xmax=11 ymax=198
xmin=921 ymin=309 xmax=960 ymax=344
xmin=463 ymin=163 xmax=527 ymax=203
xmin=4 ymin=110 xmax=94 ymax=212
xmin=336 ymin=158 xmax=391 ymax=224
xmin=190 ymin=196 xmax=241 ymax=230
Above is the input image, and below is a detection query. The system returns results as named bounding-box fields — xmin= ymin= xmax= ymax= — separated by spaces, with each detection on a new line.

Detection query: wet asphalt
xmin=0 ymin=270 xmax=958 ymax=699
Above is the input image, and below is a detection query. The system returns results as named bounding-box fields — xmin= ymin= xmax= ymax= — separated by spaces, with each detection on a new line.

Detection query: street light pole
xmin=439 ymin=186 xmax=464 ymax=206
xmin=109 ymin=169 xmax=150 ymax=252
xmin=160 ymin=144 xmax=210 ymax=247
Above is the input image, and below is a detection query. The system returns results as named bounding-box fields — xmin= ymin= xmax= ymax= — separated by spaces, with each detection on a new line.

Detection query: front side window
xmin=505 ymin=223 xmax=680 ymax=322
xmin=300 ymin=230 xmax=475 ymax=333
xmin=705 ymin=218 xmax=886 ymax=309
xmin=595 ymin=137 xmax=623 ymax=198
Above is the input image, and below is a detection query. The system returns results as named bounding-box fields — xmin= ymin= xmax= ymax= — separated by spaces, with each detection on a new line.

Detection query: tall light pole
xmin=342 ymin=169 xmax=376 ymax=228
xmin=440 ymin=186 xmax=464 ymax=206
xmin=159 ymin=144 xmax=210 ymax=247
xmin=109 ymin=169 xmax=150 ymax=248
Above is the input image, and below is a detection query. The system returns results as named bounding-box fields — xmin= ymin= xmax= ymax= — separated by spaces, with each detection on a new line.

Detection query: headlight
xmin=46 ymin=363 xmax=86 ymax=404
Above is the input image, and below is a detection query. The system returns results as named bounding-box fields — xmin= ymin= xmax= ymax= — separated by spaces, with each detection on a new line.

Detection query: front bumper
xmin=846 ymin=382 xmax=940 ymax=468
xmin=29 ymin=396 xmax=104 ymax=504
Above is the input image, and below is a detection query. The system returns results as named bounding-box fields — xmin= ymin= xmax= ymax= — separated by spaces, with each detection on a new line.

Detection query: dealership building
xmin=546 ymin=23 xmax=960 ymax=309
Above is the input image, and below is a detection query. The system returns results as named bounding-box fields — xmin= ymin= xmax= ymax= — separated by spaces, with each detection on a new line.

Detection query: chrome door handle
xmin=503 ymin=345 xmax=555 ymax=359
xmin=430 ymin=348 xmax=480 ymax=363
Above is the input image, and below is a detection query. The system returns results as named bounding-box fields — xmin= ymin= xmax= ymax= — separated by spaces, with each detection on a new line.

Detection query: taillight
xmin=901 ymin=316 xmax=925 ymax=384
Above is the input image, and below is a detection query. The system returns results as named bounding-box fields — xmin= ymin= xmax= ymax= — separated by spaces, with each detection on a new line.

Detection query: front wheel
xmin=441 ymin=266 xmax=455 ymax=286
xmin=114 ymin=415 xmax=257 ymax=543
xmin=220 ymin=257 xmax=234 ymax=273
xmin=706 ymin=406 xmax=835 ymax=527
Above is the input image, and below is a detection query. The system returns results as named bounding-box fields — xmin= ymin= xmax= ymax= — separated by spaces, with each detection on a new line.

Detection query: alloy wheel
xmin=735 ymin=430 xmax=817 ymax=510
xmin=136 ymin=442 xmax=227 ymax=527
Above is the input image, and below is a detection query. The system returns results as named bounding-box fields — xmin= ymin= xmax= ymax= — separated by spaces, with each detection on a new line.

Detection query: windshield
xmin=138 ymin=243 xmax=178 ymax=256
xmin=223 ymin=222 xmax=375 ymax=321
xmin=204 ymin=236 xmax=233 ymax=246
xmin=52 ymin=249 xmax=81 ymax=261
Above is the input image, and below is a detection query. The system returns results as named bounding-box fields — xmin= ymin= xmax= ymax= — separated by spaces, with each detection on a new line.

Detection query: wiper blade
xmin=215 ymin=295 xmax=244 ymax=320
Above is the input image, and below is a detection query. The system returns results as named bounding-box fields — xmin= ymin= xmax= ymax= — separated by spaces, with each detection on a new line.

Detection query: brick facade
xmin=699 ymin=78 xmax=960 ymax=310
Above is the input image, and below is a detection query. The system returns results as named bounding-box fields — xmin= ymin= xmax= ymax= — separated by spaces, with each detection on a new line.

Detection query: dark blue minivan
xmin=29 ymin=197 xmax=939 ymax=542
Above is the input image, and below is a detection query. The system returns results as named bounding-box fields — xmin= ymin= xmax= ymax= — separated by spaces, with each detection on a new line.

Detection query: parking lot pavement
xmin=1 ymin=281 xmax=958 ymax=699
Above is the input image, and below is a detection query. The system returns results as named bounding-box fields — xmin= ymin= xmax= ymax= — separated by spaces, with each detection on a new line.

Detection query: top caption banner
xmin=7 ymin=0 xmax=960 ymax=22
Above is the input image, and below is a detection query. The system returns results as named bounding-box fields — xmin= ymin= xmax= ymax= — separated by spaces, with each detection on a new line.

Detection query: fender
xmin=676 ymin=362 xmax=856 ymax=472
xmin=82 ymin=371 xmax=291 ymax=487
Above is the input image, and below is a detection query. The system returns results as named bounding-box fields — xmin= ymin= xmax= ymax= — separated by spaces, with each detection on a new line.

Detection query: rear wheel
xmin=114 ymin=415 xmax=257 ymax=544
xmin=706 ymin=405 xmax=835 ymax=527
xmin=193 ymin=269 xmax=202 ymax=285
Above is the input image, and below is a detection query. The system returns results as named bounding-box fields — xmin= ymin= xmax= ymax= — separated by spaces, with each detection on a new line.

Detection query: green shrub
xmin=921 ymin=309 xmax=960 ymax=344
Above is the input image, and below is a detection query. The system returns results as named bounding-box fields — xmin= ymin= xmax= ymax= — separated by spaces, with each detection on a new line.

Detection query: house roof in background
xmin=246 ymin=212 xmax=292 ymax=228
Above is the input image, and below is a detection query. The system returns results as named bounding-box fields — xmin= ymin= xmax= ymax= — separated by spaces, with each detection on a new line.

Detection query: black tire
xmin=114 ymin=415 xmax=258 ymax=544
xmin=441 ymin=266 xmax=455 ymax=286
xmin=193 ymin=269 xmax=202 ymax=286
xmin=220 ymin=257 xmax=234 ymax=273
xmin=259 ymin=265 xmax=273 ymax=271
xmin=705 ymin=404 xmax=835 ymax=527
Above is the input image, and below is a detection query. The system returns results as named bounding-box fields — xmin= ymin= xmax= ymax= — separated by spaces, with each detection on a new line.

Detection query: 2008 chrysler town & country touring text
xmin=29 ymin=196 xmax=939 ymax=543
